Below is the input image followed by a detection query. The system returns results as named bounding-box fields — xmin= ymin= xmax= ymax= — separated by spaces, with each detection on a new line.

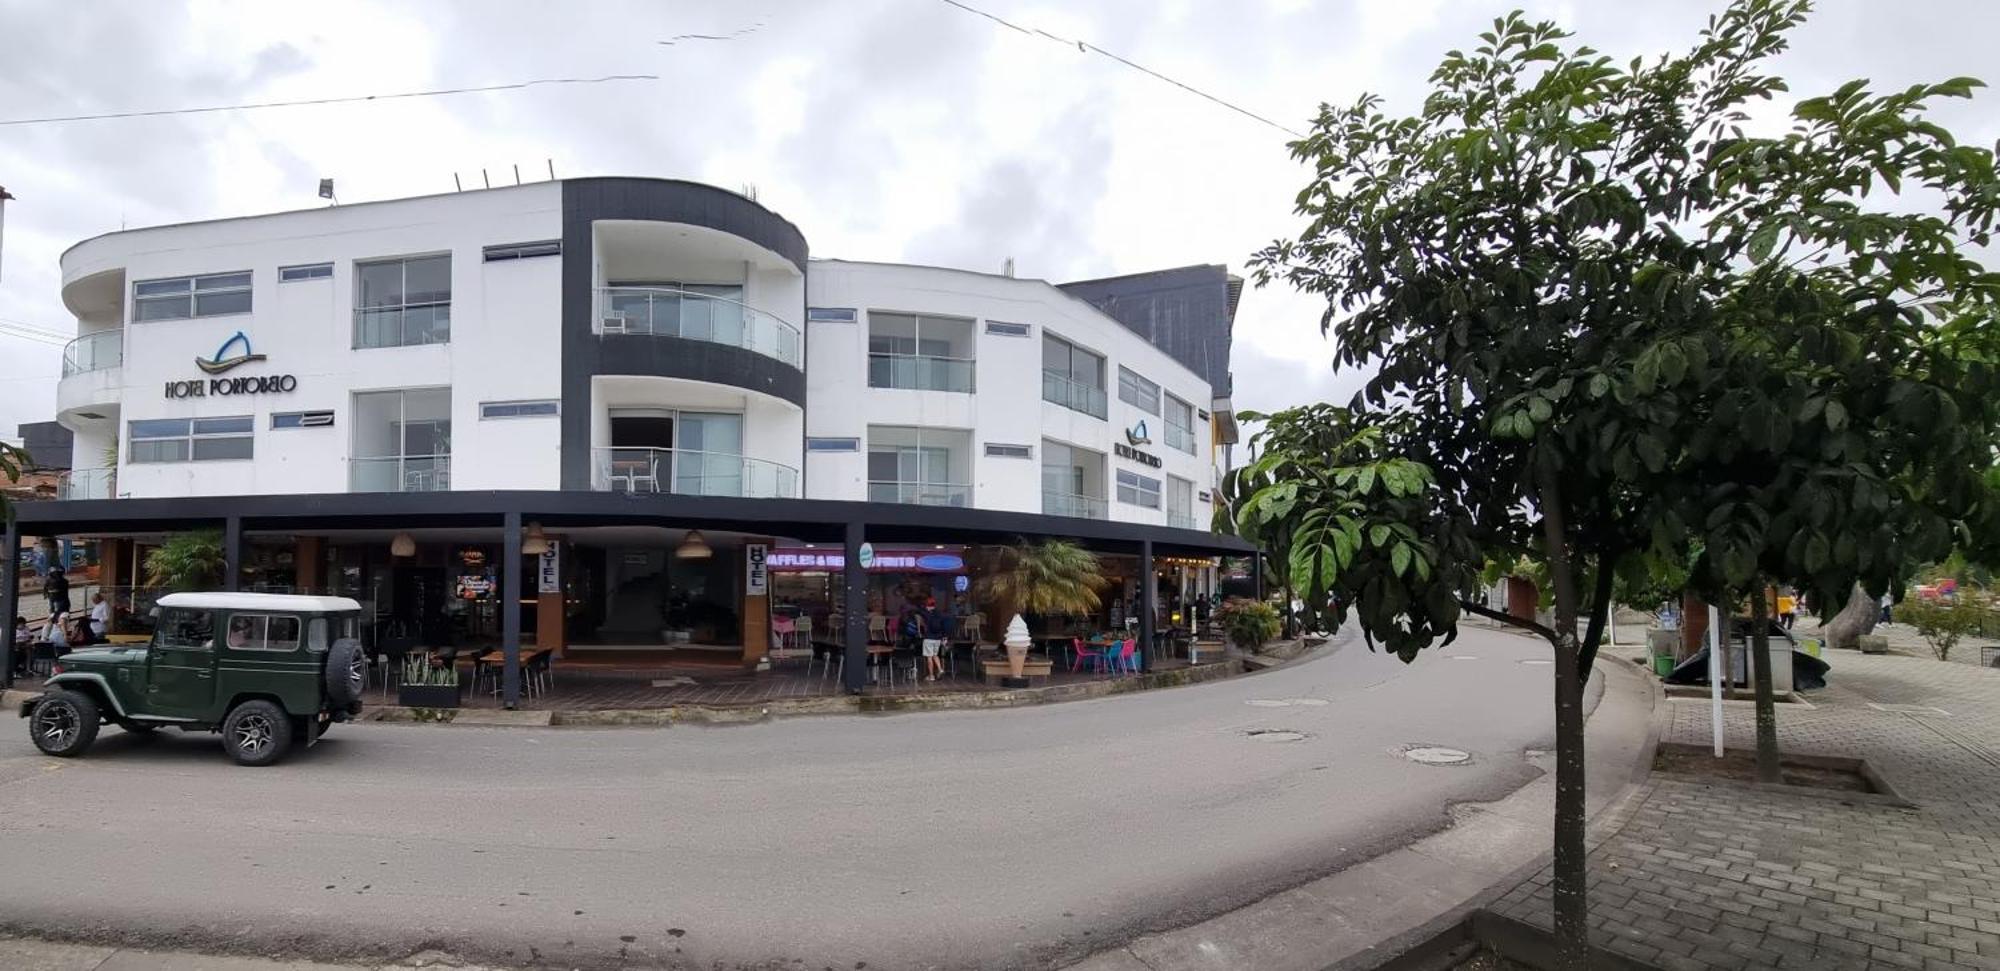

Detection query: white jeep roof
xmin=155 ymin=592 xmax=363 ymax=613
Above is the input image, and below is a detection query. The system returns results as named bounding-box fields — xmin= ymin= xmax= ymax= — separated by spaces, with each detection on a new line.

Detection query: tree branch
xmin=1460 ymin=599 xmax=1561 ymax=647
xmin=1576 ymin=553 xmax=1618 ymax=684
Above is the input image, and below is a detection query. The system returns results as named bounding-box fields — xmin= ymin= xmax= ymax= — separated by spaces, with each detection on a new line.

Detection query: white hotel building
xmin=6 ymin=177 xmax=1253 ymax=701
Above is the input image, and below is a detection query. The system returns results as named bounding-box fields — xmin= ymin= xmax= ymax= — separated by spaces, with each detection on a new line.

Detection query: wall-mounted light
xmin=390 ymin=532 xmax=416 ymax=557
xmin=522 ymin=521 xmax=551 ymax=556
xmin=675 ymin=530 xmax=713 ymax=559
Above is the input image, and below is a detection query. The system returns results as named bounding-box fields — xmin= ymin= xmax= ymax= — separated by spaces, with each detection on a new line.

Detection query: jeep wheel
xmin=222 ymin=700 xmax=293 ymax=767
xmin=30 ymin=690 xmax=100 ymax=758
xmin=325 ymin=638 xmax=366 ymax=708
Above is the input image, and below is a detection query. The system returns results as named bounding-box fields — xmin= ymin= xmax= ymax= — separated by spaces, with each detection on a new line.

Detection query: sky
xmin=0 ymin=0 xmax=1995 ymax=442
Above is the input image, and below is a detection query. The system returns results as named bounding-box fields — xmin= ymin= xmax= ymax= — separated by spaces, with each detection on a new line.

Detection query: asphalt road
xmin=0 ymin=628 xmax=1558 ymax=971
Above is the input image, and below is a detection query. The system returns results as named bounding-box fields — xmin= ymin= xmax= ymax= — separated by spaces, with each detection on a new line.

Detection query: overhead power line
xmin=0 ymin=320 xmax=70 ymax=345
xmin=935 ymin=0 xmax=1303 ymax=138
xmin=0 ymin=74 xmax=660 ymax=128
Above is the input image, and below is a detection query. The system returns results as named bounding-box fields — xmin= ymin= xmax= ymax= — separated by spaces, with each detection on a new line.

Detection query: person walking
xmin=44 ymin=566 xmax=71 ymax=619
xmin=1777 ymin=590 xmax=1797 ymax=630
xmin=921 ymin=596 xmax=951 ymax=682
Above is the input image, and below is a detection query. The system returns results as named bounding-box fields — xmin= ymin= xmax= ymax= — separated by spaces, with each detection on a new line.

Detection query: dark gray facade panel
xmin=1059 ymin=265 xmax=1237 ymax=397
xmin=560 ymin=178 xmax=811 ymax=490
xmin=16 ymin=421 xmax=72 ymax=471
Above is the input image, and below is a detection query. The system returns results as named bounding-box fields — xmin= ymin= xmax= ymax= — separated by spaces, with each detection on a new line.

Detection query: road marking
xmin=1404 ymin=745 xmax=1472 ymax=765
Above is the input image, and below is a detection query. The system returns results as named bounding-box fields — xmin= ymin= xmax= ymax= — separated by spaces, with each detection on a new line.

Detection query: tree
xmin=1247 ymin=1 xmax=1999 ymax=963
xmin=145 ymin=531 xmax=227 ymax=592
xmin=1899 ymin=597 xmax=1987 ymax=662
xmin=972 ymin=540 xmax=1107 ymax=625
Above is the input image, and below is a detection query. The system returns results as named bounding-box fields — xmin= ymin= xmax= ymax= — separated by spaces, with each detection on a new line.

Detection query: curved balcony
xmin=593 ymin=447 xmax=799 ymax=499
xmin=61 ymin=330 xmax=123 ymax=377
xmin=595 ymin=287 xmax=802 ymax=369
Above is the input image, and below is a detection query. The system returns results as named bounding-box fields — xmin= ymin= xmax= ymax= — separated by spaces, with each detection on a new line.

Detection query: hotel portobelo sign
xmin=164 ymin=332 xmax=298 ymax=399
xmin=1115 ymin=419 xmax=1163 ymax=469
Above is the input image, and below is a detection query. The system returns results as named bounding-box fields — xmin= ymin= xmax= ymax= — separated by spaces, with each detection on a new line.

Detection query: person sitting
xmin=43 ymin=611 xmax=69 ymax=655
xmin=88 ymin=592 xmax=111 ymax=640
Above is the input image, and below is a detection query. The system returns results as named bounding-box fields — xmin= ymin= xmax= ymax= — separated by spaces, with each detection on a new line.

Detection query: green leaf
xmin=1370 ymin=524 xmax=1391 ymax=549
xmin=1804 ymin=534 xmax=1830 ymax=573
xmin=1528 ymin=396 xmax=1553 ymax=422
xmin=1588 ymin=374 xmax=1610 ymax=399
xmin=1392 ymin=542 xmax=1412 ymax=577
xmin=1748 ymin=221 xmax=1781 ymax=263
xmin=1824 ymin=400 xmax=1848 ymax=431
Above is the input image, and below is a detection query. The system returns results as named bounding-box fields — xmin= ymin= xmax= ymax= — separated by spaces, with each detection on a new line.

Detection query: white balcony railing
xmin=61 ymin=331 xmax=123 ymax=377
xmin=595 ymin=287 xmax=803 ymax=369
xmin=1168 ymin=512 xmax=1202 ymax=530
xmin=593 ymin=447 xmax=799 ymax=499
xmin=1041 ymin=371 xmax=1108 ymax=419
xmin=351 ymin=455 xmax=452 ymax=493
xmin=57 ymin=468 xmax=116 ymax=500
xmin=1043 ymin=490 xmax=1109 ymax=520
xmin=1165 ymin=422 xmax=1197 ymax=454
xmin=868 ymin=480 xmax=971 ymax=507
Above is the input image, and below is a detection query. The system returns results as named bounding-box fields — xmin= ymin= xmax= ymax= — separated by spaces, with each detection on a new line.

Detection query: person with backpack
xmin=44 ymin=566 xmax=70 ymax=619
xmin=921 ymin=596 xmax=952 ymax=682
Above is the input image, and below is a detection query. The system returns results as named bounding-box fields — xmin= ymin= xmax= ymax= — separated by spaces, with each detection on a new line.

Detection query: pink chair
xmin=1072 ymin=637 xmax=1113 ymax=674
xmin=1110 ymin=638 xmax=1137 ymax=676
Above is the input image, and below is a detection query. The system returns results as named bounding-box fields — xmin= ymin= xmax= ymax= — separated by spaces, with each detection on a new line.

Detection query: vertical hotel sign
xmin=537 ymin=546 xmax=560 ymax=594
xmin=745 ymin=543 xmax=769 ymax=596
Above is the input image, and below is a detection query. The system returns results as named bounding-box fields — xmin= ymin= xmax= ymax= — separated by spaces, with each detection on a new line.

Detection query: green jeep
xmin=21 ymin=592 xmax=368 ymax=766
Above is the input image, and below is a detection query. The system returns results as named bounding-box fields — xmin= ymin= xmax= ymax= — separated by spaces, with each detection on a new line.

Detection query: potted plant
xmin=1217 ymin=597 xmax=1281 ymax=653
xmin=144 ymin=530 xmax=226 ymax=591
xmin=397 ymin=652 xmax=463 ymax=708
xmin=974 ymin=540 xmax=1107 ymax=686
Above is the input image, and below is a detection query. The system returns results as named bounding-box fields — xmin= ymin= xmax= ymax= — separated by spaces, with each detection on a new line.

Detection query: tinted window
xmin=158 ymin=608 xmax=215 ymax=649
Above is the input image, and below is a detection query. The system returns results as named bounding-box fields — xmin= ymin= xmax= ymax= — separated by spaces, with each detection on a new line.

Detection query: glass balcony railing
xmin=354 ymin=304 xmax=451 ymax=349
xmin=868 ymin=480 xmax=971 ymax=507
xmin=593 ymin=447 xmax=800 ymax=499
xmin=57 ymin=468 xmax=115 ymax=500
xmin=1165 ymin=422 xmax=1197 ymax=454
xmin=1043 ymin=490 xmax=1109 ymax=520
xmin=868 ymin=353 xmax=975 ymax=393
xmin=1168 ymin=513 xmax=1202 ymax=530
xmin=595 ymin=287 xmax=803 ymax=369
xmin=1041 ymin=371 xmax=1108 ymax=419
xmin=61 ymin=331 xmax=123 ymax=377
xmin=350 ymin=455 xmax=452 ymax=493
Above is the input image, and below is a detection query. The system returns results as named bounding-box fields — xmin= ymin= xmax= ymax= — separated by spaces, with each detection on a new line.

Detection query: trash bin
xmin=1652 ymin=654 xmax=1675 ymax=677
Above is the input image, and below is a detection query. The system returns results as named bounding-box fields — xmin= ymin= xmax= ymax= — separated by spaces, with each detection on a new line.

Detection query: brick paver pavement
xmin=1493 ymin=644 xmax=2000 ymax=970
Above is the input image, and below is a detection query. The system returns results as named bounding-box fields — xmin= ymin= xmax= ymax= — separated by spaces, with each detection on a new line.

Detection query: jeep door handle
xmin=195 ymin=671 xmax=213 ymax=679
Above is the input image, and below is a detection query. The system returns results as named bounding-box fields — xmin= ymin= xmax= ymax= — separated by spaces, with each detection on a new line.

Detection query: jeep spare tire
xmin=325 ymin=638 xmax=366 ymax=707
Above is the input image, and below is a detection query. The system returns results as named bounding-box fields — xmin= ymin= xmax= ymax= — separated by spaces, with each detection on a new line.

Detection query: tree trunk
xmin=1749 ymin=584 xmax=1781 ymax=784
xmin=1825 ymin=583 xmax=1880 ymax=650
xmin=1534 ymin=465 xmax=1590 ymax=970
xmin=1282 ymin=579 xmax=1297 ymax=638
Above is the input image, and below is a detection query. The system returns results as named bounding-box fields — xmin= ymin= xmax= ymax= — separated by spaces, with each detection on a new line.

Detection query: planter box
xmin=398 ymin=681 xmax=464 ymax=708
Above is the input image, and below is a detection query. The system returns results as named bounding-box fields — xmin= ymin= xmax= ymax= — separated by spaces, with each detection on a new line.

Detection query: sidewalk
xmin=0 ymin=938 xmax=488 ymax=971
xmin=1062 ymin=634 xmax=1659 ymax=971
xmin=1489 ymin=641 xmax=2000 ymax=970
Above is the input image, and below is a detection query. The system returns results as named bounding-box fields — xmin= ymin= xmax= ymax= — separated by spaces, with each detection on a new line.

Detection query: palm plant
xmin=145 ymin=531 xmax=226 ymax=591
xmin=974 ymin=539 xmax=1107 ymax=625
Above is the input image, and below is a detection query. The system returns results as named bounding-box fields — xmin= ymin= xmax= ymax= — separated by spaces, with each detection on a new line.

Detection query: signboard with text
xmin=537 ymin=546 xmax=560 ymax=594
xmin=745 ymin=543 xmax=769 ymax=596
xmin=766 ymin=549 xmax=966 ymax=573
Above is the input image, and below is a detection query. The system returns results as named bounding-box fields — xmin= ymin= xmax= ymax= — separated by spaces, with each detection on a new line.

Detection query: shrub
xmin=1217 ymin=597 xmax=1281 ymax=651
xmin=1898 ymin=598 xmax=1990 ymax=662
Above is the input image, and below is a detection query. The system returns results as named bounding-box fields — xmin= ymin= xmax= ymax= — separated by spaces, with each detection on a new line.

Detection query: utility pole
xmin=0 ymin=185 xmax=14 ymax=282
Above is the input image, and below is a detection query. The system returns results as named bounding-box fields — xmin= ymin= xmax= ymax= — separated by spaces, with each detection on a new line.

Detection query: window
xmin=806 ymin=437 xmax=860 ymax=452
xmin=279 ymin=263 xmax=333 ymax=282
xmin=807 ymin=307 xmax=857 ymax=323
xmin=157 ymin=608 xmax=214 ymax=649
xmin=867 ymin=312 xmax=976 ymax=392
xmin=985 ymin=443 xmax=1033 ymax=459
xmin=868 ymin=426 xmax=970 ymax=506
xmin=1117 ymin=469 xmax=1162 ymax=509
xmin=479 ymin=400 xmax=560 ymax=420
xmin=1118 ymin=367 xmax=1161 ymax=415
xmin=985 ymin=321 xmax=1031 ymax=337
xmin=1164 ymin=394 xmax=1196 ymax=453
xmin=1042 ymin=439 xmax=1107 ymax=519
xmin=352 ymin=389 xmax=451 ymax=492
xmin=133 ymin=272 xmax=252 ymax=321
xmin=1041 ymin=333 xmax=1107 ymax=419
xmin=129 ymin=416 xmax=253 ymax=463
xmin=482 ymin=240 xmax=561 ymax=262
xmin=272 ymin=410 xmax=335 ymax=429
xmin=224 ymin=613 xmax=302 ymax=652
xmin=354 ymin=255 xmax=451 ymax=348
xmin=1167 ymin=475 xmax=1196 ymax=528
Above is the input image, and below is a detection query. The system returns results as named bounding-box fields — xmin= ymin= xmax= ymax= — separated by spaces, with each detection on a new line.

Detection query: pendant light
xmin=675 ymin=529 xmax=713 ymax=559
xmin=521 ymin=521 xmax=551 ymax=556
xmin=390 ymin=532 xmax=416 ymax=557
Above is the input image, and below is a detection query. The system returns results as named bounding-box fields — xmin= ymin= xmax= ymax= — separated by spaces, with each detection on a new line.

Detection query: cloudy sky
xmin=1 ymin=0 xmax=1995 ymax=441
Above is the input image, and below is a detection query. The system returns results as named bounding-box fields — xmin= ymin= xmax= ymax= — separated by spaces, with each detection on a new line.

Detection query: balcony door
xmin=606 ymin=408 xmax=743 ymax=496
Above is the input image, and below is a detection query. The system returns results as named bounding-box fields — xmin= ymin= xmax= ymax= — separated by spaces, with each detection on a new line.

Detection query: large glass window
xmin=1118 ymin=367 xmax=1161 ymax=415
xmin=867 ymin=312 xmax=976 ymax=393
xmin=351 ymin=388 xmax=451 ymax=492
xmin=133 ymin=272 xmax=252 ymax=321
xmin=1042 ymin=439 xmax=1107 ymax=519
xmin=868 ymin=426 xmax=971 ymax=506
xmin=1042 ymin=333 xmax=1107 ymax=419
xmin=1165 ymin=394 xmax=1197 ymax=453
xmin=129 ymin=416 xmax=253 ymax=463
xmin=354 ymin=255 xmax=451 ymax=348
xmin=1116 ymin=469 xmax=1162 ymax=509
xmin=1167 ymin=475 xmax=1196 ymax=528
